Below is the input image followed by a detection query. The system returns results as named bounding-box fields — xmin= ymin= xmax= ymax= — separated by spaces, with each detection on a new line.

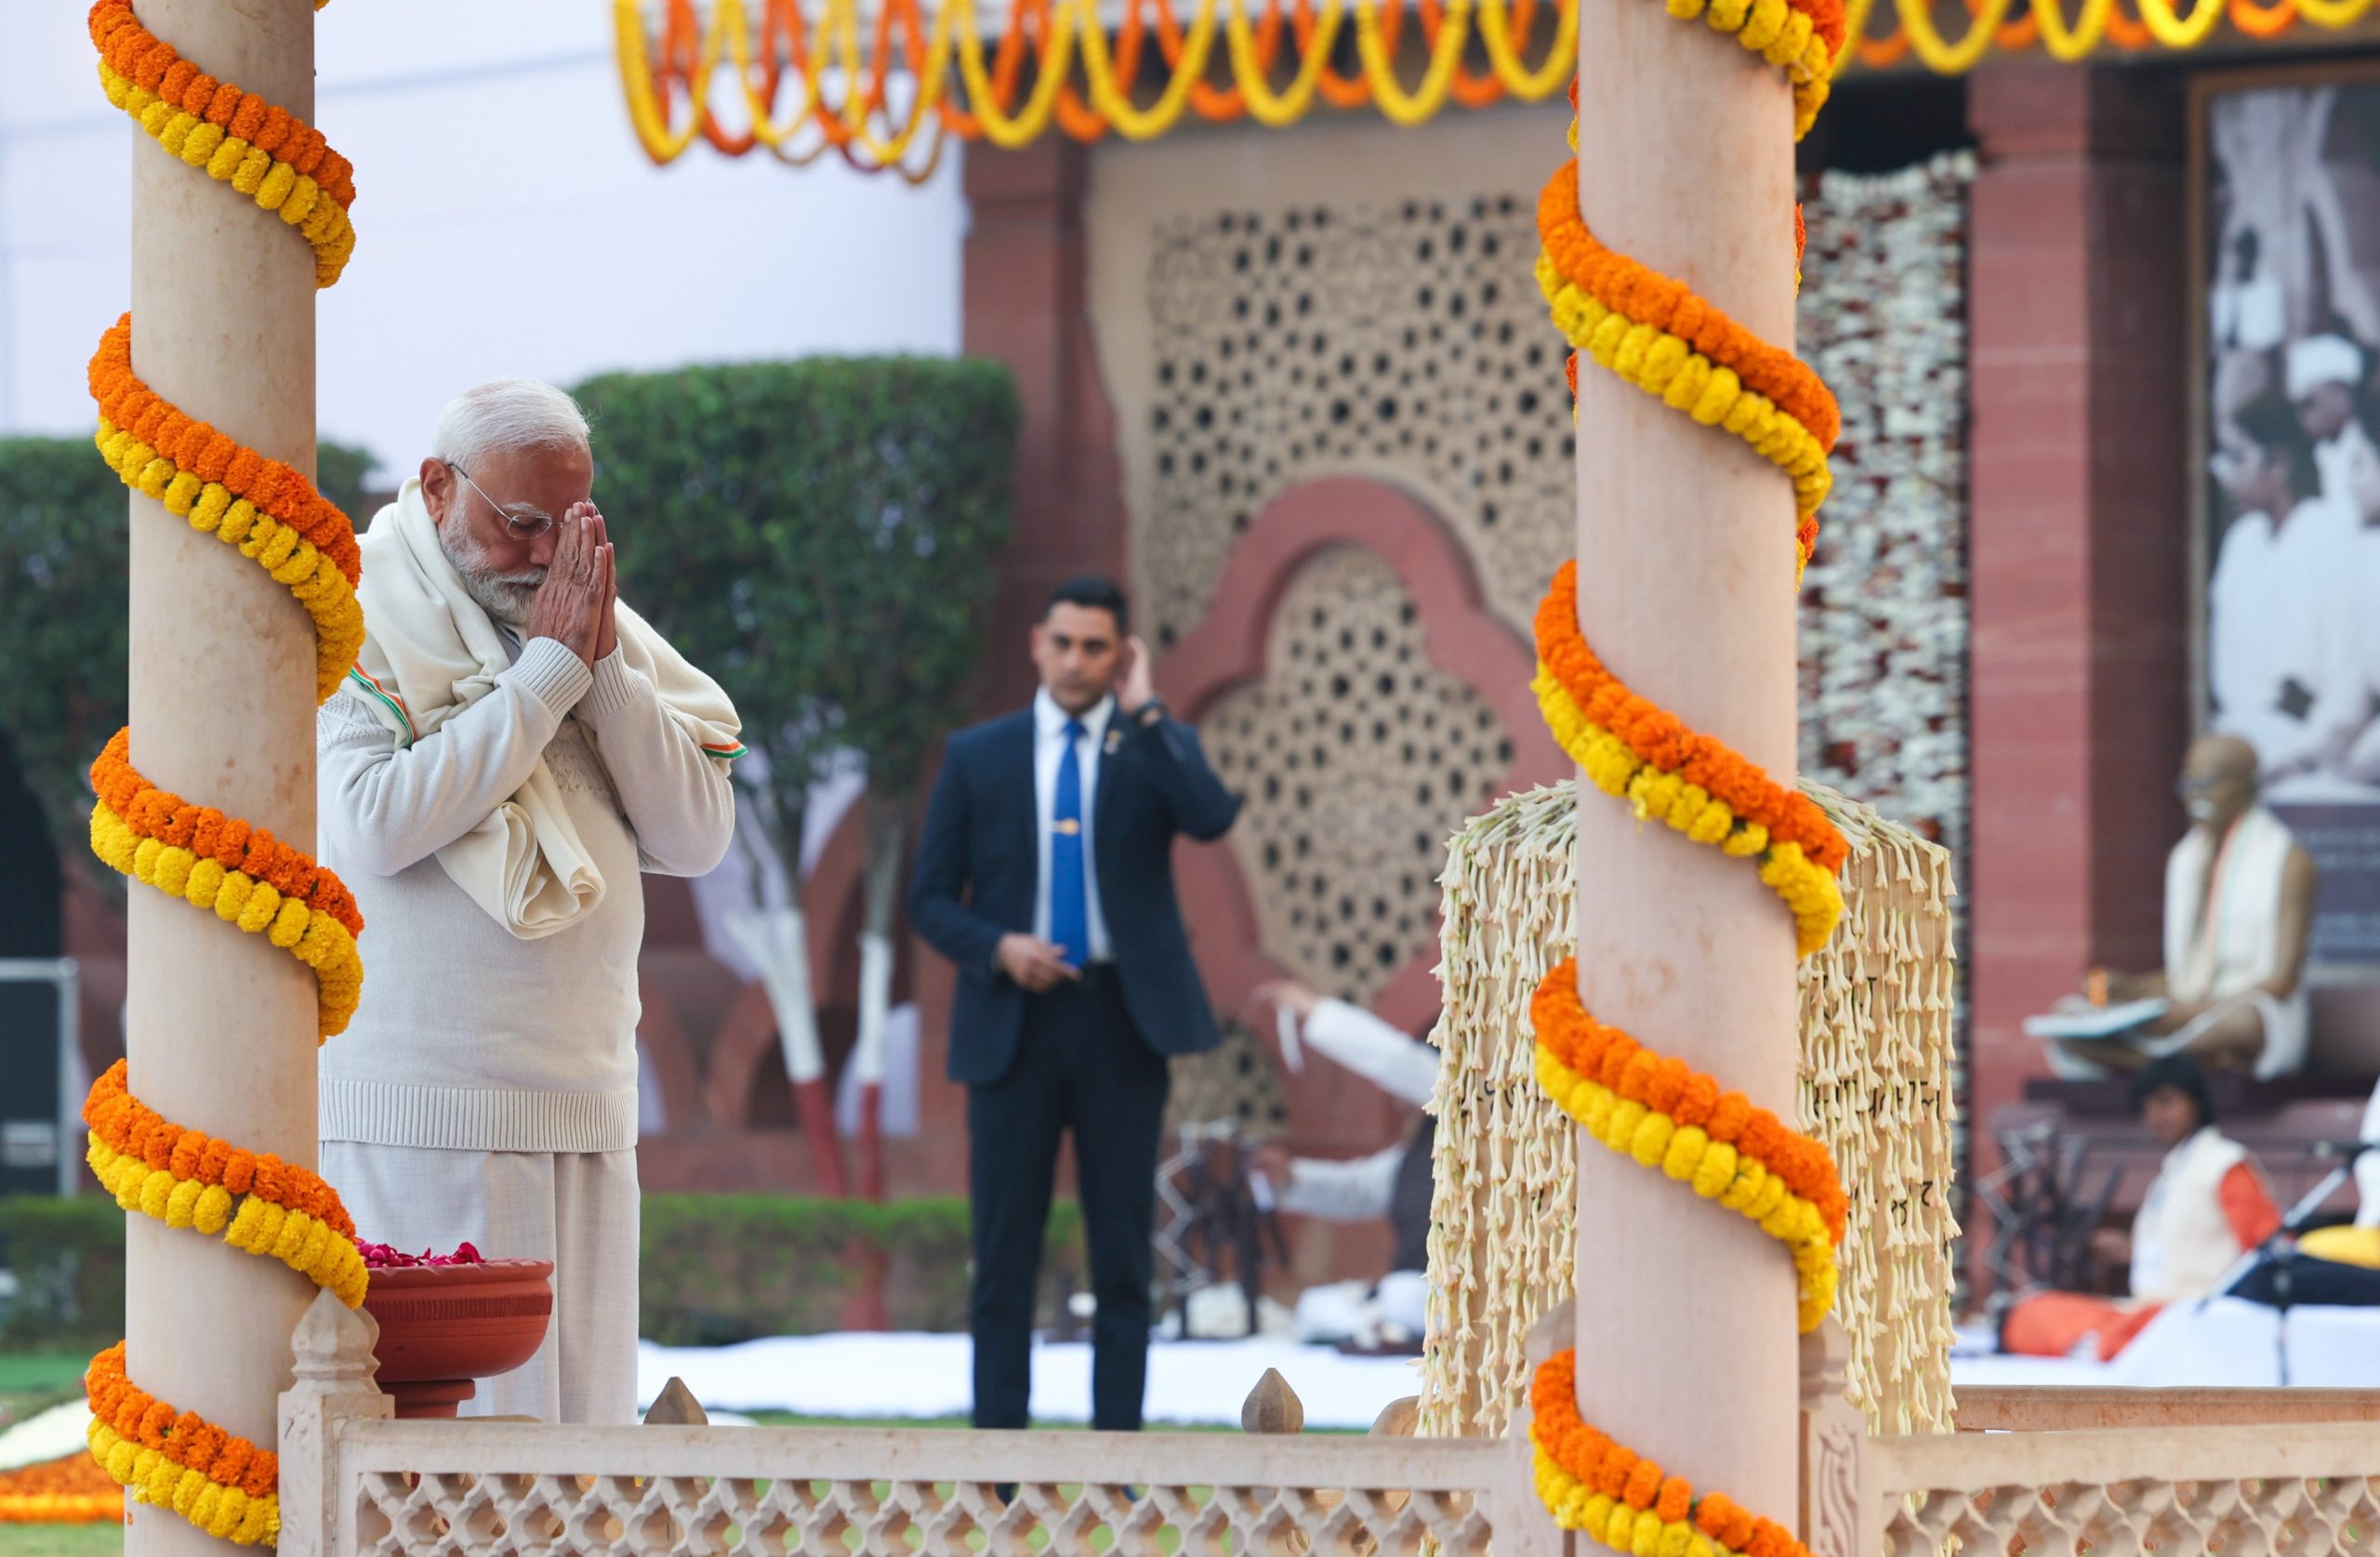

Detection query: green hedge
xmin=573 ymin=356 xmax=1020 ymax=842
xmin=0 ymin=1195 xmax=125 ymax=1352
xmin=0 ymin=436 xmax=377 ymax=843
xmin=0 ymin=1194 xmax=1078 ymax=1352
xmin=640 ymin=1194 xmax=1081 ymax=1346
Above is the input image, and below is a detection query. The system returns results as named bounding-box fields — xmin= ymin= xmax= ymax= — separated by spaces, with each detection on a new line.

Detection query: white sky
xmin=0 ymin=0 xmax=966 ymax=479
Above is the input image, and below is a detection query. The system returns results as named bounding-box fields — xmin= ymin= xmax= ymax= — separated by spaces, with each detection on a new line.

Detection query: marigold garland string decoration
xmin=79 ymin=0 xmax=365 ymax=1545
xmin=0 ymin=1455 xmax=125 ymax=1527
xmin=1525 ymin=0 xmax=1850 ymax=1544
xmin=615 ymin=0 xmax=2380 ymax=166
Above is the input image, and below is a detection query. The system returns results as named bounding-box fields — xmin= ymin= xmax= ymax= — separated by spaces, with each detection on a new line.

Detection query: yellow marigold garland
xmin=86 ymin=1347 xmax=279 ymax=1548
xmin=82 ymin=2 xmax=364 ymax=1543
xmin=86 ymin=1132 xmax=369 ymax=1309
xmin=81 ymin=1057 xmax=372 ymax=1311
xmin=86 ymin=1420 xmax=276 ymax=1548
xmin=1533 ymin=565 xmax=1846 ymax=957
xmin=86 ymin=798 xmax=364 ymax=1041
xmin=1527 ymin=0 xmax=1849 ymax=1543
xmin=90 ymin=0 xmax=356 ymax=288
xmin=0 ymin=1455 xmax=124 ymax=1527
xmin=92 ymin=412 xmax=364 ymax=702
xmin=1533 ymin=244 xmax=1832 ymax=562
xmin=1532 ymin=962 xmax=1843 ymax=1331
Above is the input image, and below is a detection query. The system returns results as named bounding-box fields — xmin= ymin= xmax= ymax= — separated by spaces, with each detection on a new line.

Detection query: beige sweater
xmin=316 ymin=635 xmax=735 ymax=1154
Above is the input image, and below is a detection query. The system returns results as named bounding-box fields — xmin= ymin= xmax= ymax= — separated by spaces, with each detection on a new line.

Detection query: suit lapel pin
xmin=1104 ymin=728 xmax=1123 ymax=755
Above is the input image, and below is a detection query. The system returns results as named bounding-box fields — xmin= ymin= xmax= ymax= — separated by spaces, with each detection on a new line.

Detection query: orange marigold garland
xmin=88 ymin=0 xmax=357 ymax=288
xmin=81 ymin=1 xmax=364 ymax=1543
xmin=1533 ymin=563 xmax=1844 ymax=956
xmin=1532 ymin=1353 xmax=1819 ymax=1557
xmin=0 ymin=1454 xmax=125 ymax=1526
xmin=1528 ymin=0 xmax=1851 ymax=1543
xmin=83 ymin=1060 xmax=371 ymax=1310
xmin=86 ymin=1346 xmax=278 ymax=1547
xmin=1532 ymin=959 xmax=1843 ymax=1330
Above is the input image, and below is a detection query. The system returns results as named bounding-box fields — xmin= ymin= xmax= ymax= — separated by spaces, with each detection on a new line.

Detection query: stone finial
xmin=1242 ymin=1367 xmax=1304 ymax=1433
xmin=1369 ymin=1396 xmax=1420 ymax=1438
xmin=1801 ymin=1315 xmax=1851 ymax=1407
xmin=1525 ymin=1299 xmax=1577 ymax=1369
xmin=643 ymin=1377 xmax=709 ymax=1427
xmin=290 ymin=1287 xmax=380 ymax=1389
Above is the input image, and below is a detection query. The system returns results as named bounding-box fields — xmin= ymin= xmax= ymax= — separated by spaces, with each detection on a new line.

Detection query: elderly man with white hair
xmin=317 ymin=378 xmax=743 ymax=1424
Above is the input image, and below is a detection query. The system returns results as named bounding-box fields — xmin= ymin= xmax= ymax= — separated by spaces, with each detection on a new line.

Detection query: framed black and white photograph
xmin=2194 ymin=65 xmax=2380 ymax=970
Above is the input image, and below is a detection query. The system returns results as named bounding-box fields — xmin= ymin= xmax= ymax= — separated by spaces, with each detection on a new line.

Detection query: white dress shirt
xmin=1032 ymin=687 xmax=1114 ymax=962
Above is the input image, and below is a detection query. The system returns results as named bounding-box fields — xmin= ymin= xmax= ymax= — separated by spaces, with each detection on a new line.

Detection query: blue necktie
xmin=1050 ymin=719 xmax=1089 ymax=969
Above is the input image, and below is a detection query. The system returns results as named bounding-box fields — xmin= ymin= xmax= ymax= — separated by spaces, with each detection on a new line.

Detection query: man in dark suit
xmin=910 ymin=575 xmax=1241 ymax=1432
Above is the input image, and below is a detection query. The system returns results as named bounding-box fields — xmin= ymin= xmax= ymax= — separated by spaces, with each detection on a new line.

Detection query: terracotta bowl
xmin=361 ymin=1259 xmax=554 ymax=1418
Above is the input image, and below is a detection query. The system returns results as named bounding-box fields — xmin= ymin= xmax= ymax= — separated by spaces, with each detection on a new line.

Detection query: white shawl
xmin=348 ymin=478 xmax=743 ymax=939
xmin=2162 ymin=804 xmax=2308 ymax=1079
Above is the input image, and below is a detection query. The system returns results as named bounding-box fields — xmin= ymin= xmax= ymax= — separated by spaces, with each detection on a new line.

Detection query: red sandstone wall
xmin=1964 ymin=67 xmax=2191 ymax=1278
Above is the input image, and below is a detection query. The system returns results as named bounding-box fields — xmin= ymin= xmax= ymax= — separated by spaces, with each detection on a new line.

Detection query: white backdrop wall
xmin=0 ymin=0 xmax=965 ymax=474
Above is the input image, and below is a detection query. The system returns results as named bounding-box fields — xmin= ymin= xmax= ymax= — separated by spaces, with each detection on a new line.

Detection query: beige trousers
xmin=322 ymin=1141 xmax=641 ymax=1425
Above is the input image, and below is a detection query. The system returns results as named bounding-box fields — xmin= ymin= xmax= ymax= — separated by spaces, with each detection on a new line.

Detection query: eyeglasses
xmin=447 ymin=461 xmax=556 ymax=541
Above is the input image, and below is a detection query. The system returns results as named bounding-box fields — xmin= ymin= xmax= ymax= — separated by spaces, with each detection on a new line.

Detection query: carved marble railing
xmin=276 ymin=1292 xmax=1553 ymax=1557
xmin=1867 ymin=1419 xmax=2380 ymax=1555
xmin=1793 ymin=1307 xmax=2380 ymax=1557
xmin=1951 ymin=1385 xmax=2380 ymax=1432
xmin=277 ymin=1283 xmax=2380 ymax=1557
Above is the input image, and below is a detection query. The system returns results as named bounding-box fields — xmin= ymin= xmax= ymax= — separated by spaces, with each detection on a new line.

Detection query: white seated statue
xmin=2043 ymin=734 xmax=2317 ymax=1081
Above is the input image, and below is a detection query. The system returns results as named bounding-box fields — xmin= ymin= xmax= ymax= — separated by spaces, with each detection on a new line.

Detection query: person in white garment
xmin=1247 ymin=981 xmax=1438 ymax=1346
xmin=2210 ymin=230 xmax=2287 ymax=438
xmin=2051 ymin=735 xmax=2316 ymax=1080
xmin=2288 ymin=332 xmax=2380 ymax=516
xmin=2002 ymin=1056 xmax=2281 ymax=1360
xmin=2212 ymin=231 xmax=2287 ymax=357
xmin=2207 ymin=389 xmax=2361 ymax=785
xmin=316 ymin=378 xmax=742 ymax=1424
xmin=2317 ymin=399 xmax=2380 ymax=787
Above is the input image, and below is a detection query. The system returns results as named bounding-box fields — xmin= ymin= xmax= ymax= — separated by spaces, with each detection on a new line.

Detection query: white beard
xmin=438 ymin=515 xmax=544 ymax=627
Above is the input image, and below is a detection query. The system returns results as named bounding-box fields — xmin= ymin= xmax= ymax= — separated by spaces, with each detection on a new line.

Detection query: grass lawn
xmin=0 ymin=1353 xmax=113 ymax=1555
xmin=0 ymin=1525 xmax=118 ymax=1556
xmin=0 ymin=1355 xmax=85 ymax=1418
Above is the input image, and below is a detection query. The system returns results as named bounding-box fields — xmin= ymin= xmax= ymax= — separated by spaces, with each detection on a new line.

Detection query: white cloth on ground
xmin=323 ymin=1141 xmax=640 ymax=1425
xmin=1290 ymin=1272 xmax=1428 ymax=1346
xmin=350 ymin=477 xmax=743 ymax=939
